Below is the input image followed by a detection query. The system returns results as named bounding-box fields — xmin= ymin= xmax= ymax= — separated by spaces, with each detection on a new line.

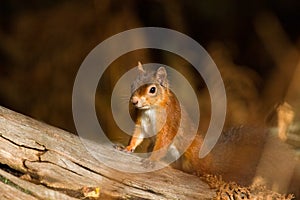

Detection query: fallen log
xmin=0 ymin=106 xmax=214 ymax=199
xmin=0 ymin=106 xmax=296 ymax=200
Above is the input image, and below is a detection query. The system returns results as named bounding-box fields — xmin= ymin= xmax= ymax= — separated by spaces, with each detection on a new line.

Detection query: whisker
xmin=120 ymin=96 xmax=130 ymax=100
xmin=116 ymin=93 xmax=131 ymax=104
xmin=119 ymin=94 xmax=130 ymax=99
xmin=119 ymin=100 xmax=129 ymax=105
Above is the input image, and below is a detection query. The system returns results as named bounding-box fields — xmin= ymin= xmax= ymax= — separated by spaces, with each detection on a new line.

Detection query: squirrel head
xmin=130 ymin=62 xmax=169 ymax=109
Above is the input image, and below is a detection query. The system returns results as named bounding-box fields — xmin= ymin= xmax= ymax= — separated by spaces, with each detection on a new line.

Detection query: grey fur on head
xmin=131 ymin=62 xmax=168 ymax=93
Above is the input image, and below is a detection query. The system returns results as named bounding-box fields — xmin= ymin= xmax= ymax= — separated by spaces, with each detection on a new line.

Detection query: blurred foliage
xmin=0 ymin=0 xmax=299 ymax=148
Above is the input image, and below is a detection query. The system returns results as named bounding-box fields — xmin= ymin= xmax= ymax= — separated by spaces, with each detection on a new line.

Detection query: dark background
xmin=0 ymin=1 xmax=299 ymax=145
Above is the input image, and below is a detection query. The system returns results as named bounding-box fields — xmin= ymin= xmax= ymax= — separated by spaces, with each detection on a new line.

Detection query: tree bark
xmin=0 ymin=106 xmax=214 ymax=200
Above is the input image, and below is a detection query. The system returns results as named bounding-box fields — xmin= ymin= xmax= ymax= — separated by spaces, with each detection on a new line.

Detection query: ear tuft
xmin=156 ymin=67 xmax=168 ymax=87
xmin=137 ymin=61 xmax=145 ymax=73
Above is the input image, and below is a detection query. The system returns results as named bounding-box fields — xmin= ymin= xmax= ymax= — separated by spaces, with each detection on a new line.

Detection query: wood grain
xmin=0 ymin=106 xmax=214 ymax=199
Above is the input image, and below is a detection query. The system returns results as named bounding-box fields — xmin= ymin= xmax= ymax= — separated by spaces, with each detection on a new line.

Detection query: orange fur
xmin=119 ymin=63 xmax=299 ymax=197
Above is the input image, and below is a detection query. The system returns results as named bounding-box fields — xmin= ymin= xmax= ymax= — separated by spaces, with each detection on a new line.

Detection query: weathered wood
xmin=0 ymin=180 xmax=38 ymax=200
xmin=0 ymin=106 xmax=214 ymax=199
xmin=0 ymin=168 xmax=76 ymax=200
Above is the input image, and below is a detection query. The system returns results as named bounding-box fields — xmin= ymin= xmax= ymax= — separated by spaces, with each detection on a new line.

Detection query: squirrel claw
xmin=123 ymin=146 xmax=134 ymax=153
xmin=113 ymin=144 xmax=125 ymax=151
xmin=113 ymin=144 xmax=134 ymax=153
xmin=141 ymin=158 xmax=156 ymax=168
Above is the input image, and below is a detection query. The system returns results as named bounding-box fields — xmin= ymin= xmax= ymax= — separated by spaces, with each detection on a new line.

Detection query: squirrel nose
xmin=131 ymin=96 xmax=139 ymax=105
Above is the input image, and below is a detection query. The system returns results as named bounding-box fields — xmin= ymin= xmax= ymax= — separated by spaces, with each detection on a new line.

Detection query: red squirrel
xmin=118 ymin=62 xmax=299 ymax=196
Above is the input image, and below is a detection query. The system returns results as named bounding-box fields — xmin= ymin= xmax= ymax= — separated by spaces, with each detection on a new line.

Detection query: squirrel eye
xmin=149 ymin=86 xmax=156 ymax=94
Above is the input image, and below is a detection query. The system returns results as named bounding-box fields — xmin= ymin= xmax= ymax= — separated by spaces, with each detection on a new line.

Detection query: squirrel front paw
xmin=113 ymin=144 xmax=134 ymax=153
xmin=113 ymin=144 xmax=124 ymax=151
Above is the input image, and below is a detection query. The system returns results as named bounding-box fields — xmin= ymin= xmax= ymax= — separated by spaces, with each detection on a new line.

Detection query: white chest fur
xmin=141 ymin=109 xmax=157 ymax=137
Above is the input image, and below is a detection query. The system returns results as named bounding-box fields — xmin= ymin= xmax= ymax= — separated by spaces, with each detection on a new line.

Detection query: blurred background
xmin=0 ymin=0 xmax=300 ymax=149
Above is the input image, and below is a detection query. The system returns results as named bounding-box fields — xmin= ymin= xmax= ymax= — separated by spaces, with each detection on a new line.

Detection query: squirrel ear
xmin=156 ymin=67 xmax=168 ymax=87
xmin=137 ymin=61 xmax=145 ymax=73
